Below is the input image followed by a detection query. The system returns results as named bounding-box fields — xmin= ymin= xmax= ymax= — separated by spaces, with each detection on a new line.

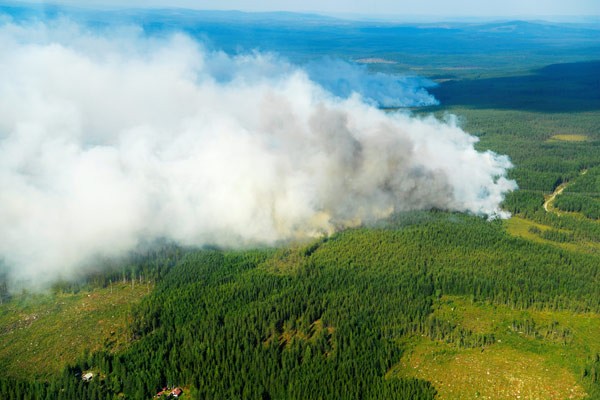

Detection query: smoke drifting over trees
xmin=304 ymin=58 xmax=439 ymax=108
xmin=0 ymin=21 xmax=516 ymax=286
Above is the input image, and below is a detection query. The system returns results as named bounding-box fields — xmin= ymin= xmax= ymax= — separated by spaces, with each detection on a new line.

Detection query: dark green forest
xmin=1 ymin=211 xmax=600 ymax=399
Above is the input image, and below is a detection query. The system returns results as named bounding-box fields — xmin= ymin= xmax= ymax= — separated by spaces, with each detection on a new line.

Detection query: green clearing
xmin=393 ymin=340 xmax=586 ymax=400
xmin=0 ymin=283 xmax=150 ymax=379
xmin=390 ymin=296 xmax=600 ymax=399
xmin=504 ymin=216 xmax=600 ymax=253
xmin=548 ymin=134 xmax=590 ymax=142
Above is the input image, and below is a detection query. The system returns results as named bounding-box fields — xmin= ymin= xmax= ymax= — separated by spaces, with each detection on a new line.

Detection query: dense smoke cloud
xmin=0 ymin=21 xmax=516 ymax=286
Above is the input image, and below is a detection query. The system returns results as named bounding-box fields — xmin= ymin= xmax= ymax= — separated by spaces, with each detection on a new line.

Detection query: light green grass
xmin=392 ymin=341 xmax=586 ymax=400
xmin=504 ymin=216 xmax=600 ymax=253
xmin=547 ymin=134 xmax=589 ymax=142
xmin=0 ymin=283 xmax=151 ymax=379
xmin=388 ymin=296 xmax=600 ymax=399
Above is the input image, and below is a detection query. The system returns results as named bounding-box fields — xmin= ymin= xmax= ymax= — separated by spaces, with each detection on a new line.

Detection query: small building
xmin=82 ymin=372 xmax=94 ymax=382
xmin=170 ymin=387 xmax=183 ymax=397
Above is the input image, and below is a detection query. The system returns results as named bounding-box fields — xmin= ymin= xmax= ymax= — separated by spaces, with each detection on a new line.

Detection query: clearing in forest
xmin=388 ymin=296 xmax=600 ymax=400
xmin=0 ymin=283 xmax=150 ymax=379
xmin=547 ymin=134 xmax=589 ymax=142
xmin=393 ymin=342 xmax=586 ymax=400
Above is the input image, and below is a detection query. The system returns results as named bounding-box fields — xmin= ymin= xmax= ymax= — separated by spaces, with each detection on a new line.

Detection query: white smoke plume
xmin=0 ymin=20 xmax=517 ymax=286
xmin=304 ymin=58 xmax=439 ymax=108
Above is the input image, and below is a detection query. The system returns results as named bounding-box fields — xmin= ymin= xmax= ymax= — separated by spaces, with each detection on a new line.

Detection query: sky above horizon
xmin=19 ymin=0 xmax=600 ymax=18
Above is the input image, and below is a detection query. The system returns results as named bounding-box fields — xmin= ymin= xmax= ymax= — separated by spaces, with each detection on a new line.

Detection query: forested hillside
xmin=1 ymin=212 xmax=599 ymax=399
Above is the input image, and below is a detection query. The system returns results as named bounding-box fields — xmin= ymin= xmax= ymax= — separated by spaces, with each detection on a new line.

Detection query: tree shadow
xmin=429 ymin=60 xmax=600 ymax=113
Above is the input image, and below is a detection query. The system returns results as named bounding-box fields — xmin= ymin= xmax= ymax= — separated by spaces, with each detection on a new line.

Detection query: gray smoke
xmin=0 ymin=21 xmax=517 ymax=286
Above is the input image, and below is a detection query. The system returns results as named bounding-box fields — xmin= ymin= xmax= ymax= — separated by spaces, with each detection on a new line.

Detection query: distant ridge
xmin=1 ymin=1 xmax=599 ymax=27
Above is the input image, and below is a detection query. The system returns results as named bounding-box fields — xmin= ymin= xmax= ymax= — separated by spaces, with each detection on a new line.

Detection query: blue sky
xmin=21 ymin=0 xmax=600 ymax=18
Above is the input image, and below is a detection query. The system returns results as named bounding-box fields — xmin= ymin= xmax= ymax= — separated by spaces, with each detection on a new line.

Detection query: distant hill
xmin=1 ymin=3 xmax=599 ymax=67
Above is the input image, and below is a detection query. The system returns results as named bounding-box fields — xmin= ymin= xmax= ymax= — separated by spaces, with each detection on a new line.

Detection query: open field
xmin=389 ymin=296 xmax=600 ymax=400
xmin=0 ymin=283 xmax=150 ymax=379
xmin=548 ymin=134 xmax=590 ymax=142
xmin=393 ymin=342 xmax=585 ymax=400
xmin=505 ymin=215 xmax=600 ymax=254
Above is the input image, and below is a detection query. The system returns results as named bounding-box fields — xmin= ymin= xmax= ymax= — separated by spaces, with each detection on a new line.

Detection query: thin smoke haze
xmin=304 ymin=58 xmax=439 ymax=108
xmin=0 ymin=20 xmax=517 ymax=287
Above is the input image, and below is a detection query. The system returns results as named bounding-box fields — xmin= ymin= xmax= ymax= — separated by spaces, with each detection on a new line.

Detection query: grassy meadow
xmin=0 ymin=283 xmax=150 ymax=379
xmin=390 ymin=295 xmax=600 ymax=399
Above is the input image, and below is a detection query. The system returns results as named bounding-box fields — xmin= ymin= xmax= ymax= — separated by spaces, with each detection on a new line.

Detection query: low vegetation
xmin=548 ymin=134 xmax=589 ymax=142
xmin=0 ymin=283 xmax=150 ymax=379
xmin=391 ymin=296 xmax=600 ymax=399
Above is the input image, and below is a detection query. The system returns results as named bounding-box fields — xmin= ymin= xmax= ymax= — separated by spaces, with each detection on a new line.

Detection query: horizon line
xmin=1 ymin=1 xmax=600 ymax=24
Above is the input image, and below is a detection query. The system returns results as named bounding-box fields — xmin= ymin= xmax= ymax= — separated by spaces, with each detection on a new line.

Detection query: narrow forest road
xmin=543 ymin=184 xmax=566 ymax=214
xmin=543 ymin=170 xmax=587 ymax=214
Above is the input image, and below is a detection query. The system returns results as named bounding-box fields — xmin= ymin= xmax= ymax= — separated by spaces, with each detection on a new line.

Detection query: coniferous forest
xmin=2 ymin=211 xmax=600 ymax=399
